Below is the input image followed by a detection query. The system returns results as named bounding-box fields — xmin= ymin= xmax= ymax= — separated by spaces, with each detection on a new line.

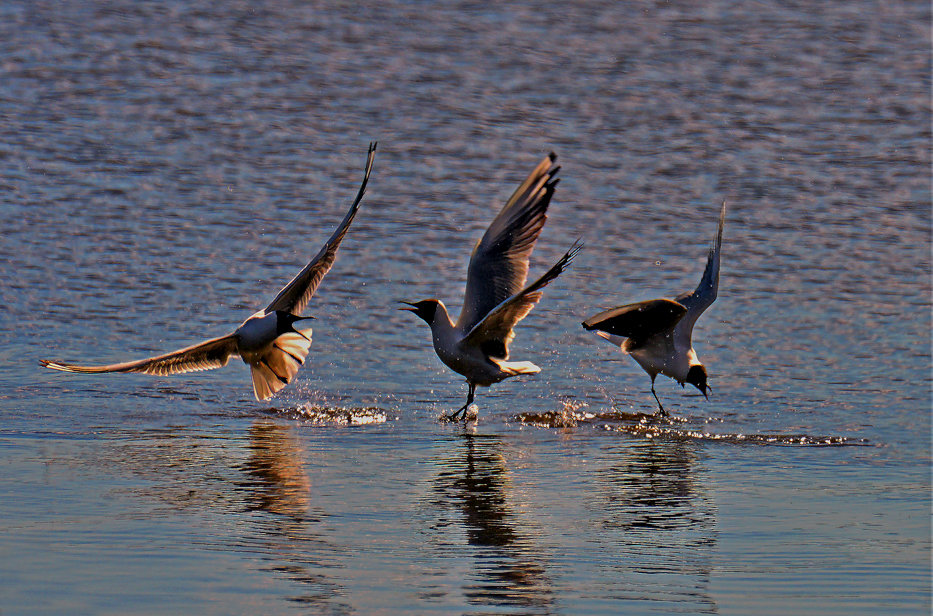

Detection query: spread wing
xmin=673 ymin=200 xmax=726 ymax=339
xmin=264 ymin=142 xmax=377 ymax=316
xmin=582 ymin=299 xmax=687 ymax=343
xmin=40 ymin=334 xmax=239 ymax=376
xmin=456 ymin=152 xmax=560 ymax=332
xmin=462 ymin=241 xmax=581 ymax=359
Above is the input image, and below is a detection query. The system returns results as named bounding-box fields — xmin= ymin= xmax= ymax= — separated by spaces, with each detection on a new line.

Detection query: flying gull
xmin=41 ymin=142 xmax=377 ymax=401
xmin=582 ymin=201 xmax=726 ymax=415
xmin=403 ymin=152 xmax=581 ymax=421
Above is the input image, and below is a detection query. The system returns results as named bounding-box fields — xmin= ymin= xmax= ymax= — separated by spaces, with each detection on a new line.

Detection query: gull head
xmin=685 ymin=364 xmax=710 ymax=400
xmin=400 ymin=300 xmax=441 ymax=325
xmin=276 ymin=312 xmax=314 ymax=334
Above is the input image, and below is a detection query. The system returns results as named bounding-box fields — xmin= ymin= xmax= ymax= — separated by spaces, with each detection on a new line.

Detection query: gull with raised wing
xmin=41 ymin=143 xmax=377 ymax=401
xmin=582 ymin=201 xmax=726 ymax=416
xmin=402 ymin=152 xmax=581 ymax=421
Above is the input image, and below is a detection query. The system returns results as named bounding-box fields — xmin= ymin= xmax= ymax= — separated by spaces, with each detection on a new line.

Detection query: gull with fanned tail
xmin=41 ymin=143 xmax=377 ymax=401
xmin=582 ymin=201 xmax=726 ymax=416
xmin=403 ymin=152 xmax=581 ymax=421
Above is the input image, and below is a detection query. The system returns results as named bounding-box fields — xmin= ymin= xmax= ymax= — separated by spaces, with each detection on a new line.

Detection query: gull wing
xmin=673 ymin=201 xmax=726 ymax=338
xmin=456 ymin=152 xmax=560 ymax=332
xmin=582 ymin=299 xmax=687 ymax=342
xmin=264 ymin=142 xmax=377 ymax=316
xmin=462 ymin=241 xmax=581 ymax=359
xmin=40 ymin=334 xmax=239 ymax=376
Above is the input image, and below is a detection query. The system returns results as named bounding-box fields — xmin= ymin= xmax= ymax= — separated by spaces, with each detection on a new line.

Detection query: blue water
xmin=0 ymin=1 xmax=929 ymax=614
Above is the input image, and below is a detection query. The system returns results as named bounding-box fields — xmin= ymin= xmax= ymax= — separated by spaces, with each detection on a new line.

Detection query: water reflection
xmin=430 ymin=432 xmax=556 ymax=613
xmin=237 ymin=420 xmax=349 ymax=610
xmin=241 ymin=419 xmax=312 ymax=520
xmin=597 ymin=439 xmax=706 ymax=532
xmin=594 ymin=438 xmax=717 ymax=612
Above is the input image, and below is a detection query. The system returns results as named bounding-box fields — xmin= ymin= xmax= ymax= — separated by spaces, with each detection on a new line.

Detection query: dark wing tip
xmin=39 ymin=359 xmax=69 ymax=371
xmin=559 ymin=239 xmax=584 ymax=270
xmin=550 ymin=239 xmax=583 ymax=277
xmin=567 ymin=238 xmax=584 ymax=258
xmin=716 ymin=200 xmax=727 ymax=245
xmin=38 ymin=359 xmax=98 ymax=373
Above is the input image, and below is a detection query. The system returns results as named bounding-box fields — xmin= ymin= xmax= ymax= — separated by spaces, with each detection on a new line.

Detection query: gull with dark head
xmin=582 ymin=201 xmax=726 ymax=416
xmin=41 ymin=143 xmax=377 ymax=401
xmin=402 ymin=152 xmax=581 ymax=421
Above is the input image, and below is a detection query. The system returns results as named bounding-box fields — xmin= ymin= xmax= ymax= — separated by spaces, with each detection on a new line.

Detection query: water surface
xmin=1 ymin=1 xmax=929 ymax=614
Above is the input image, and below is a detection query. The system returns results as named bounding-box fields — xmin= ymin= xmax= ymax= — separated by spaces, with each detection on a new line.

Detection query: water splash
xmin=260 ymin=404 xmax=389 ymax=426
xmin=515 ymin=403 xmax=871 ymax=447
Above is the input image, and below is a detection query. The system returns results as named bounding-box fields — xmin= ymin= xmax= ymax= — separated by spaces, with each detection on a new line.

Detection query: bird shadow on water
xmin=592 ymin=436 xmax=719 ymax=611
xmin=514 ymin=401 xmax=872 ymax=447
xmin=70 ymin=418 xmax=352 ymax=611
xmin=236 ymin=419 xmax=351 ymax=610
xmin=422 ymin=427 xmax=723 ymax=612
xmin=424 ymin=431 xmax=557 ymax=613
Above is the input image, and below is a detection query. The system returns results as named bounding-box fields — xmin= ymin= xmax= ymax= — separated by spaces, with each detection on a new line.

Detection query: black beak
xmin=399 ymin=301 xmax=418 ymax=312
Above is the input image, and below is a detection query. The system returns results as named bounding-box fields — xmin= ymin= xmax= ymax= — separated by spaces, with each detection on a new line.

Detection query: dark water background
xmin=1 ymin=1 xmax=929 ymax=614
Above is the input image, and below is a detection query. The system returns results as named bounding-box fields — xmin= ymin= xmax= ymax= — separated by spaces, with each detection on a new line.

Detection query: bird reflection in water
xmin=242 ymin=420 xmax=312 ymax=520
xmin=595 ymin=438 xmax=717 ymax=612
xmin=430 ymin=432 xmax=555 ymax=612
xmin=239 ymin=419 xmax=348 ymax=610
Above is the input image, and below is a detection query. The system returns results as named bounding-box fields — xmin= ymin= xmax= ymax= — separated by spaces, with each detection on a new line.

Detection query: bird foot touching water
xmin=441 ymin=404 xmax=478 ymax=423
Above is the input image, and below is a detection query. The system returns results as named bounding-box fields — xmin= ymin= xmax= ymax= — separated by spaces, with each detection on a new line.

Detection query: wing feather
xmin=673 ymin=201 xmax=726 ymax=338
xmin=583 ymin=299 xmax=687 ymax=341
xmin=40 ymin=334 xmax=239 ymax=376
xmin=265 ymin=142 xmax=377 ymax=315
xmin=462 ymin=241 xmax=581 ymax=358
xmin=456 ymin=153 xmax=560 ymax=331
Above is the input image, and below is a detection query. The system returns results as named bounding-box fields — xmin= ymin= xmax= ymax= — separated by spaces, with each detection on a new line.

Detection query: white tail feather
xmin=248 ymin=328 xmax=313 ymax=401
xmin=492 ymin=359 xmax=541 ymax=376
xmin=595 ymin=331 xmax=628 ymax=349
xmin=250 ymin=363 xmax=286 ymax=401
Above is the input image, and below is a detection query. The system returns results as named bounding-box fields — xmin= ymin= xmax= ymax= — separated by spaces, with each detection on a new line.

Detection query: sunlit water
xmin=1 ymin=1 xmax=929 ymax=614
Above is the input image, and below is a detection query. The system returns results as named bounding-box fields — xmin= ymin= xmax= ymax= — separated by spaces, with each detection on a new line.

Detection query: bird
xmin=40 ymin=142 xmax=377 ymax=401
xmin=582 ymin=201 xmax=726 ymax=416
xmin=402 ymin=152 xmax=582 ymax=421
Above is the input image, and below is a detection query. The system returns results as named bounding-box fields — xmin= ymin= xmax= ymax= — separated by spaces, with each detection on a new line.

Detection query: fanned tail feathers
xmin=490 ymin=358 xmax=541 ymax=376
xmin=249 ymin=326 xmax=313 ymax=401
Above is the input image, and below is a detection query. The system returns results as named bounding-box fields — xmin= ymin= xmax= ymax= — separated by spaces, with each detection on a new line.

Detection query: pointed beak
xmin=399 ymin=301 xmax=417 ymax=312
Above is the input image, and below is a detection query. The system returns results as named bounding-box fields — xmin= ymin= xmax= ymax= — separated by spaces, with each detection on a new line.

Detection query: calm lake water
xmin=1 ymin=1 xmax=930 ymax=614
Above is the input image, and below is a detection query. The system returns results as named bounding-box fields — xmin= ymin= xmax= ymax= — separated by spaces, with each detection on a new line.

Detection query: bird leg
xmin=650 ymin=377 xmax=668 ymax=417
xmin=445 ymin=382 xmax=476 ymax=422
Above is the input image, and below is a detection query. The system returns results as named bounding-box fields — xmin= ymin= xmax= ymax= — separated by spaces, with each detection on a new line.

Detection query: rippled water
xmin=1 ymin=1 xmax=929 ymax=614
